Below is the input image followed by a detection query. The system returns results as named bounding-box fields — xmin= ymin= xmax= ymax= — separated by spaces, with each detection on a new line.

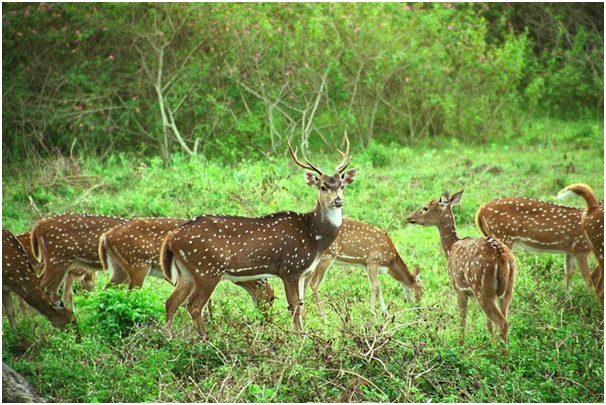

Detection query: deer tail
xmin=160 ymin=238 xmax=177 ymax=285
xmin=557 ymin=183 xmax=598 ymax=209
xmin=475 ymin=205 xmax=490 ymax=237
xmin=31 ymin=223 xmax=43 ymax=263
xmin=495 ymin=252 xmax=514 ymax=298
xmin=98 ymin=234 xmax=109 ymax=271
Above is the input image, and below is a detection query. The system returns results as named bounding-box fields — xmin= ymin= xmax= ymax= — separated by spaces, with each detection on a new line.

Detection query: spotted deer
xmin=307 ymin=218 xmax=422 ymax=320
xmin=475 ymin=196 xmax=593 ymax=294
xmin=161 ymin=135 xmax=358 ymax=336
xmin=32 ymin=213 xmax=128 ymax=309
xmin=99 ymin=217 xmax=275 ymax=306
xmin=2 ymin=229 xmax=75 ymax=329
xmin=16 ymin=231 xmax=96 ymax=311
xmin=557 ymin=183 xmax=604 ymax=310
xmin=407 ymin=190 xmax=516 ymax=345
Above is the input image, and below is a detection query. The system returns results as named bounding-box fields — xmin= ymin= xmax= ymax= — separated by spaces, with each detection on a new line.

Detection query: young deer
xmin=99 ymin=217 xmax=275 ymax=306
xmin=557 ymin=183 xmax=604 ymax=310
xmin=407 ymin=190 xmax=516 ymax=345
xmin=475 ymin=196 xmax=593 ymax=294
xmin=2 ymin=229 xmax=75 ymax=330
xmin=307 ymin=218 xmax=422 ymax=320
xmin=33 ymin=213 xmax=128 ymax=309
xmin=161 ymin=135 xmax=358 ymax=336
xmin=16 ymin=231 xmax=96 ymax=311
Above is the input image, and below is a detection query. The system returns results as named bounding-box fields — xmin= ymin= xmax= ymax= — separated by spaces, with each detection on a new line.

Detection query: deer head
xmin=289 ymin=133 xmax=358 ymax=215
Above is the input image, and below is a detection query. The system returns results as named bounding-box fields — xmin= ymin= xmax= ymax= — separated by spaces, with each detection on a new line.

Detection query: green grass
xmin=2 ymin=119 xmax=604 ymax=402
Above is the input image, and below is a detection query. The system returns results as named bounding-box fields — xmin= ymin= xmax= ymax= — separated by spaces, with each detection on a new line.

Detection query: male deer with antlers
xmin=475 ymin=195 xmax=593 ymax=295
xmin=407 ymin=190 xmax=516 ymax=345
xmin=99 ymin=217 xmax=275 ymax=306
xmin=307 ymin=218 xmax=422 ymax=320
xmin=161 ymin=135 xmax=358 ymax=336
xmin=2 ymin=229 xmax=75 ymax=330
xmin=33 ymin=213 xmax=128 ymax=309
xmin=557 ymin=183 xmax=604 ymax=310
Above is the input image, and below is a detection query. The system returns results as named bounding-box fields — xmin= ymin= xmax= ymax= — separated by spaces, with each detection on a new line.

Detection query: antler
xmin=335 ymin=132 xmax=351 ymax=173
xmin=288 ymin=139 xmax=324 ymax=175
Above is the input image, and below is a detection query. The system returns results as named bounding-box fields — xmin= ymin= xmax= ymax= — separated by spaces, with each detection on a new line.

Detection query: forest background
xmin=2 ymin=3 xmax=604 ymax=403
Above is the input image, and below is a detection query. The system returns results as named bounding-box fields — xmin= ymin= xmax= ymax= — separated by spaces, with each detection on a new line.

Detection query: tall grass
xmin=2 ymin=120 xmax=604 ymax=402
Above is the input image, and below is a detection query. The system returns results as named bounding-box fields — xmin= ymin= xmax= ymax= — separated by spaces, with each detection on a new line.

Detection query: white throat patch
xmin=326 ymin=207 xmax=342 ymax=228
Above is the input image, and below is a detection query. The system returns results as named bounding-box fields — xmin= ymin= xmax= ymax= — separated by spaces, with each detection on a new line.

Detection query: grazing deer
xmin=407 ymin=190 xmax=516 ymax=345
xmin=307 ymin=218 xmax=422 ymax=319
xmin=16 ymin=231 xmax=96 ymax=311
xmin=32 ymin=213 xmax=128 ymax=309
xmin=2 ymin=229 xmax=75 ymax=329
xmin=161 ymin=135 xmax=358 ymax=336
xmin=475 ymin=196 xmax=593 ymax=294
xmin=99 ymin=217 xmax=275 ymax=306
xmin=557 ymin=183 xmax=604 ymax=310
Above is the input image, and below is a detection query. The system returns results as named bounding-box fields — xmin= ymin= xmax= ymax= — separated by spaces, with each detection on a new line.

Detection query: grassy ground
xmin=2 ymin=118 xmax=604 ymax=402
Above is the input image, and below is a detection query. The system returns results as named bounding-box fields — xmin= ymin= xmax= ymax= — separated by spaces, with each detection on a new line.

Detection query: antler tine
xmin=288 ymin=139 xmax=324 ymax=175
xmin=335 ymin=132 xmax=351 ymax=173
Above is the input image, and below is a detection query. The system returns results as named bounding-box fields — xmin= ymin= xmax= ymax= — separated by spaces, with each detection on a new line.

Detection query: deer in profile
xmin=2 ymin=229 xmax=75 ymax=330
xmin=307 ymin=218 xmax=422 ymax=320
xmin=557 ymin=183 xmax=604 ymax=310
xmin=99 ymin=217 xmax=275 ymax=307
xmin=407 ymin=190 xmax=516 ymax=345
xmin=16 ymin=231 xmax=96 ymax=312
xmin=32 ymin=213 xmax=128 ymax=310
xmin=161 ymin=134 xmax=358 ymax=336
xmin=475 ymin=195 xmax=593 ymax=295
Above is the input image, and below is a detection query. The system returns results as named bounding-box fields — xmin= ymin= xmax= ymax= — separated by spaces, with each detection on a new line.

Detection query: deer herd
xmin=2 ymin=135 xmax=604 ymax=348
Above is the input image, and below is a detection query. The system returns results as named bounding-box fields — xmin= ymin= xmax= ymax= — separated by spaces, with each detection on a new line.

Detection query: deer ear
xmin=341 ymin=168 xmax=358 ymax=186
xmin=304 ymin=172 xmax=320 ymax=187
xmin=450 ymin=190 xmax=464 ymax=206
xmin=439 ymin=193 xmax=450 ymax=206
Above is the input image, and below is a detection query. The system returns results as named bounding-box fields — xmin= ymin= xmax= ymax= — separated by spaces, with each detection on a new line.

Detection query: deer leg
xmin=456 ymin=293 xmax=468 ymax=346
xmin=478 ymin=295 xmax=509 ymax=344
xmin=39 ymin=263 xmax=70 ymax=299
xmin=564 ymin=254 xmax=575 ymax=295
xmin=127 ymin=264 xmax=151 ymax=290
xmin=574 ymin=252 xmax=595 ymax=292
xmin=62 ymin=272 xmax=76 ymax=312
xmin=283 ymin=276 xmax=303 ymax=331
xmin=308 ymin=259 xmax=334 ymax=322
xmin=2 ymin=291 xmax=17 ymax=329
xmin=107 ymin=254 xmax=129 ymax=287
xmin=591 ymin=264 xmax=604 ymax=310
xmin=165 ymin=273 xmax=196 ymax=329
xmin=186 ymin=277 xmax=220 ymax=337
xmin=366 ymin=264 xmax=385 ymax=314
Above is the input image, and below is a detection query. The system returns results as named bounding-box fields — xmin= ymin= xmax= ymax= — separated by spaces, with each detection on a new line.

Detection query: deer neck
xmin=437 ymin=210 xmax=459 ymax=258
xmin=310 ymin=201 xmax=342 ymax=253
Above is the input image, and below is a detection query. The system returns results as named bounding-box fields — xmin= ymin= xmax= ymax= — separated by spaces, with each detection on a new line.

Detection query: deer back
xmin=475 ymin=197 xmax=590 ymax=253
xmin=102 ymin=217 xmax=186 ymax=272
xmin=32 ymin=213 xmax=128 ymax=267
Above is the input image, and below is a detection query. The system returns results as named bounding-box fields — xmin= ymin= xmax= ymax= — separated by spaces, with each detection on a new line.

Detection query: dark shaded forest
xmin=2 ymin=3 xmax=603 ymax=164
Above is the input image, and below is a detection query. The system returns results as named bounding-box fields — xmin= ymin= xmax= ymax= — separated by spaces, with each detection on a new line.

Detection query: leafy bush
xmin=78 ymin=287 xmax=165 ymax=341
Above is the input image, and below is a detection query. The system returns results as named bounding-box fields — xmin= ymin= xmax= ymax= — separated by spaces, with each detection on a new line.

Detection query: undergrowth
xmin=2 ymin=121 xmax=604 ymax=402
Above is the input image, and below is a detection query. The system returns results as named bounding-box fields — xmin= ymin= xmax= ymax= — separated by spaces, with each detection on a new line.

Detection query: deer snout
xmin=406 ymin=215 xmax=416 ymax=224
xmin=333 ymin=197 xmax=344 ymax=208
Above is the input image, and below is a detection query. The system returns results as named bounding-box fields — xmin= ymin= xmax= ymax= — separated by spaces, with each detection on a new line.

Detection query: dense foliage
xmin=2 ymin=120 xmax=604 ymax=402
xmin=2 ymin=3 xmax=603 ymax=164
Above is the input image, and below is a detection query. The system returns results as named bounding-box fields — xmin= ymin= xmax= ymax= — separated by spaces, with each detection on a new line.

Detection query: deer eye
xmin=422 ymin=207 xmax=429 ymax=212
xmin=320 ymin=185 xmax=327 ymax=192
